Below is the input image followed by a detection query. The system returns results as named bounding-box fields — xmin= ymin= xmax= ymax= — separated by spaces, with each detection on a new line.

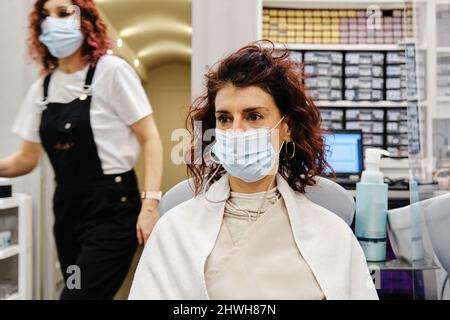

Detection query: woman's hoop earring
xmin=285 ymin=141 xmax=296 ymax=158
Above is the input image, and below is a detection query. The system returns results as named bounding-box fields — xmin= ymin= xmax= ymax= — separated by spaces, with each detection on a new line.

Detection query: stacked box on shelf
xmin=386 ymin=51 xmax=407 ymax=101
xmin=262 ymin=8 xmax=410 ymax=45
xmin=339 ymin=10 xmax=366 ymax=45
xmin=319 ymin=108 xmax=345 ymax=131
xmin=302 ymin=9 xmax=341 ymax=45
xmin=345 ymin=108 xmax=385 ymax=155
xmin=406 ymin=101 xmax=422 ymax=155
xmin=289 ymin=50 xmax=303 ymax=63
xmin=344 ymin=52 xmax=384 ymax=101
xmin=437 ymin=56 xmax=450 ymax=97
xmin=304 ymin=51 xmax=343 ymax=100
xmin=404 ymin=7 xmax=414 ymax=39
xmin=404 ymin=43 xmax=427 ymax=100
xmin=386 ymin=108 xmax=409 ymax=158
xmin=318 ymin=107 xmax=409 ymax=158
xmin=380 ymin=10 xmax=405 ymax=44
xmin=340 ymin=10 xmax=404 ymax=45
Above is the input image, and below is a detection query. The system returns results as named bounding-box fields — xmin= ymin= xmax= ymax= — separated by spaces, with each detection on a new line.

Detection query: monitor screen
xmin=323 ymin=131 xmax=363 ymax=175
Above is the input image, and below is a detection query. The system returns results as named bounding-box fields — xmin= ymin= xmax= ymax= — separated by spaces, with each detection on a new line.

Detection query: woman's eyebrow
xmin=57 ymin=5 xmax=70 ymax=12
xmin=242 ymin=106 xmax=270 ymax=113
xmin=215 ymin=106 xmax=270 ymax=114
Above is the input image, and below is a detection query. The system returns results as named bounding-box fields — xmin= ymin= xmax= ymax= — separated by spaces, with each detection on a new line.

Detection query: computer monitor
xmin=322 ymin=130 xmax=363 ymax=176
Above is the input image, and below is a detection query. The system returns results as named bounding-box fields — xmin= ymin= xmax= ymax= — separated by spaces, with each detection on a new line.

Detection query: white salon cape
xmin=129 ymin=174 xmax=378 ymax=300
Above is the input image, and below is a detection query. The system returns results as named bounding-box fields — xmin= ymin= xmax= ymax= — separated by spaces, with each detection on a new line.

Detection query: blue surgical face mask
xmin=39 ymin=16 xmax=84 ymax=59
xmin=212 ymin=117 xmax=286 ymax=183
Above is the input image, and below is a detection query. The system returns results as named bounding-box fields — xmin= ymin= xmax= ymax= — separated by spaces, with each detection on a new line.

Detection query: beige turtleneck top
xmin=204 ymin=188 xmax=325 ymax=300
xmin=223 ymin=188 xmax=280 ymax=244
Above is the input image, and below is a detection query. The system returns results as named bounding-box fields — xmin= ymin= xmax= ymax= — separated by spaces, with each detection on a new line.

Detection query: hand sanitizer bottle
xmin=355 ymin=148 xmax=390 ymax=262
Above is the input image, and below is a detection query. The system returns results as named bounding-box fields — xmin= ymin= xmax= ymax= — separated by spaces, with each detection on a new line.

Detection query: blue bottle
xmin=355 ymin=148 xmax=390 ymax=262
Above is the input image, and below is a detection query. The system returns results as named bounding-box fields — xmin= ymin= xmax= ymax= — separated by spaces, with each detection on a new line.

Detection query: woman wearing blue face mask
xmin=0 ymin=0 xmax=163 ymax=299
xmin=129 ymin=41 xmax=378 ymax=300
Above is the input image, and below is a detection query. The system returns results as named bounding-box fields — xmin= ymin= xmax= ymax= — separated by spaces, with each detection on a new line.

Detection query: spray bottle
xmin=355 ymin=148 xmax=390 ymax=261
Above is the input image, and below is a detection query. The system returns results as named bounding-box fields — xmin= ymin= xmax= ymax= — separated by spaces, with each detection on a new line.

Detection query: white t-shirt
xmin=12 ymin=55 xmax=152 ymax=174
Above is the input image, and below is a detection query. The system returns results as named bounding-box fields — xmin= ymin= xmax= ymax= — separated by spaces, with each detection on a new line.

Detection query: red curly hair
xmin=28 ymin=0 xmax=112 ymax=74
xmin=186 ymin=40 xmax=332 ymax=195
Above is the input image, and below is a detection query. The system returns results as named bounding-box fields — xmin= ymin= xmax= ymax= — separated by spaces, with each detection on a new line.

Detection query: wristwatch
xmin=141 ymin=191 xmax=162 ymax=201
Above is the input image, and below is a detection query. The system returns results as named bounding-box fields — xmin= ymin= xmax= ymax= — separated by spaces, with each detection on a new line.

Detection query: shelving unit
xmin=416 ymin=0 xmax=450 ymax=181
xmin=262 ymin=0 xmax=415 ymax=168
xmin=0 ymin=194 xmax=32 ymax=300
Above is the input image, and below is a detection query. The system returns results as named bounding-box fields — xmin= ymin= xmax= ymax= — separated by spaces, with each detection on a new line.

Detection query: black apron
xmin=39 ymin=65 xmax=140 ymax=300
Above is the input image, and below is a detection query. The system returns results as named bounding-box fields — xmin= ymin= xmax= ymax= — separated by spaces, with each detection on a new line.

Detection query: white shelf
xmin=316 ymin=100 xmax=407 ymax=108
xmin=435 ymin=105 xmax=450 ymax=119
xmin=264 ymin=0 xmax=409 ymax=10
xmin=4 ymin=292 xmax=19 ymax=300
xmin=437 ymin=96 xmax=450 ymax=102
xmin=272 ymin=43 xmax=404 ymax=52
xmin=436 ymin=47 xmax=450 ymax=54
xmin=0 ymin=245 xmax=19 ymax=260
xmin=0 ymin=197 xmax=19 ymax=210
xmin=437 ymin=0 xmax=450 ymax=6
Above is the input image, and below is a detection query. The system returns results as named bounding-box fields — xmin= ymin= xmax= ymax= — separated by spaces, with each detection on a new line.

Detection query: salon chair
xmin=387 ymin=193 xmax=450 ymax=299
xmin=424 ymin=194 xmax=450 ymax=298
xmin=159 ymin=176 xmax=355 ymax=226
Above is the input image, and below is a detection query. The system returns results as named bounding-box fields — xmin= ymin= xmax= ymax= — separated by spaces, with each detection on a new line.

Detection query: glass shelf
xmin=368 ymin=258 xmax=440 ymax=271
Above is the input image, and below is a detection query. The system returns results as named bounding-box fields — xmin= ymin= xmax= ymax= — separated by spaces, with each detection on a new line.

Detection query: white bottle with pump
xmin=355 ymin=148 xmax=390 ymax=261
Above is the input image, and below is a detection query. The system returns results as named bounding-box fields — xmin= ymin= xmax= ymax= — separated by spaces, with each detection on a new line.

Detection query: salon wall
xmin=0 ymin=0 xmax=53 ymax=299
xmin=113 ymin=63 xmax=191 ymax=300
xmin=133 ymin=63 xmax=191 ymax=193
xmin=192 ymin=0 xmax=261 ymax=98
xmin=0 ymin=1 xmax=37 ymax=190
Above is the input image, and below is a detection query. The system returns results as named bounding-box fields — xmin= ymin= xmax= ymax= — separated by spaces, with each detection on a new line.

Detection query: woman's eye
xmin=58 ymin=10 xmax=73 ymax=18
xmin=247 ymin=112 xmax=263 ymax=121
xmin=217 ymin=115 xmax=231 ymax=124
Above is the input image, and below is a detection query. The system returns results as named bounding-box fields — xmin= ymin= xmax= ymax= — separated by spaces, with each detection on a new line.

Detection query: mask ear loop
xmin=271 ymin=115 xmax=286 ymax=131
xmin=253 ymin=115 xmax=289 ymax=217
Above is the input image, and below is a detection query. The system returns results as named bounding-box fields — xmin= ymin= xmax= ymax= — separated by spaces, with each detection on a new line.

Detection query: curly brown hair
xmin=28 ymin=0 xmax=112 ymax=74
xmin=186 ymin=40 xmax=331 ymax=195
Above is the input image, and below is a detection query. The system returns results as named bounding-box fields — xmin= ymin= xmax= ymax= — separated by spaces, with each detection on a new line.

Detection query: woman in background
xmin=129 ymin=41 xmax=378 ymax=300
xmin=0 ymin=0 xmax=163 ymax=299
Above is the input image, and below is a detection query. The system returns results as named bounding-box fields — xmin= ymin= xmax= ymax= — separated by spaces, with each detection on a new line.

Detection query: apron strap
xmin=83 ymin=64 xmax=97 ymax=91
xmin=43 ymin=72 xmax=52 ymax=101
